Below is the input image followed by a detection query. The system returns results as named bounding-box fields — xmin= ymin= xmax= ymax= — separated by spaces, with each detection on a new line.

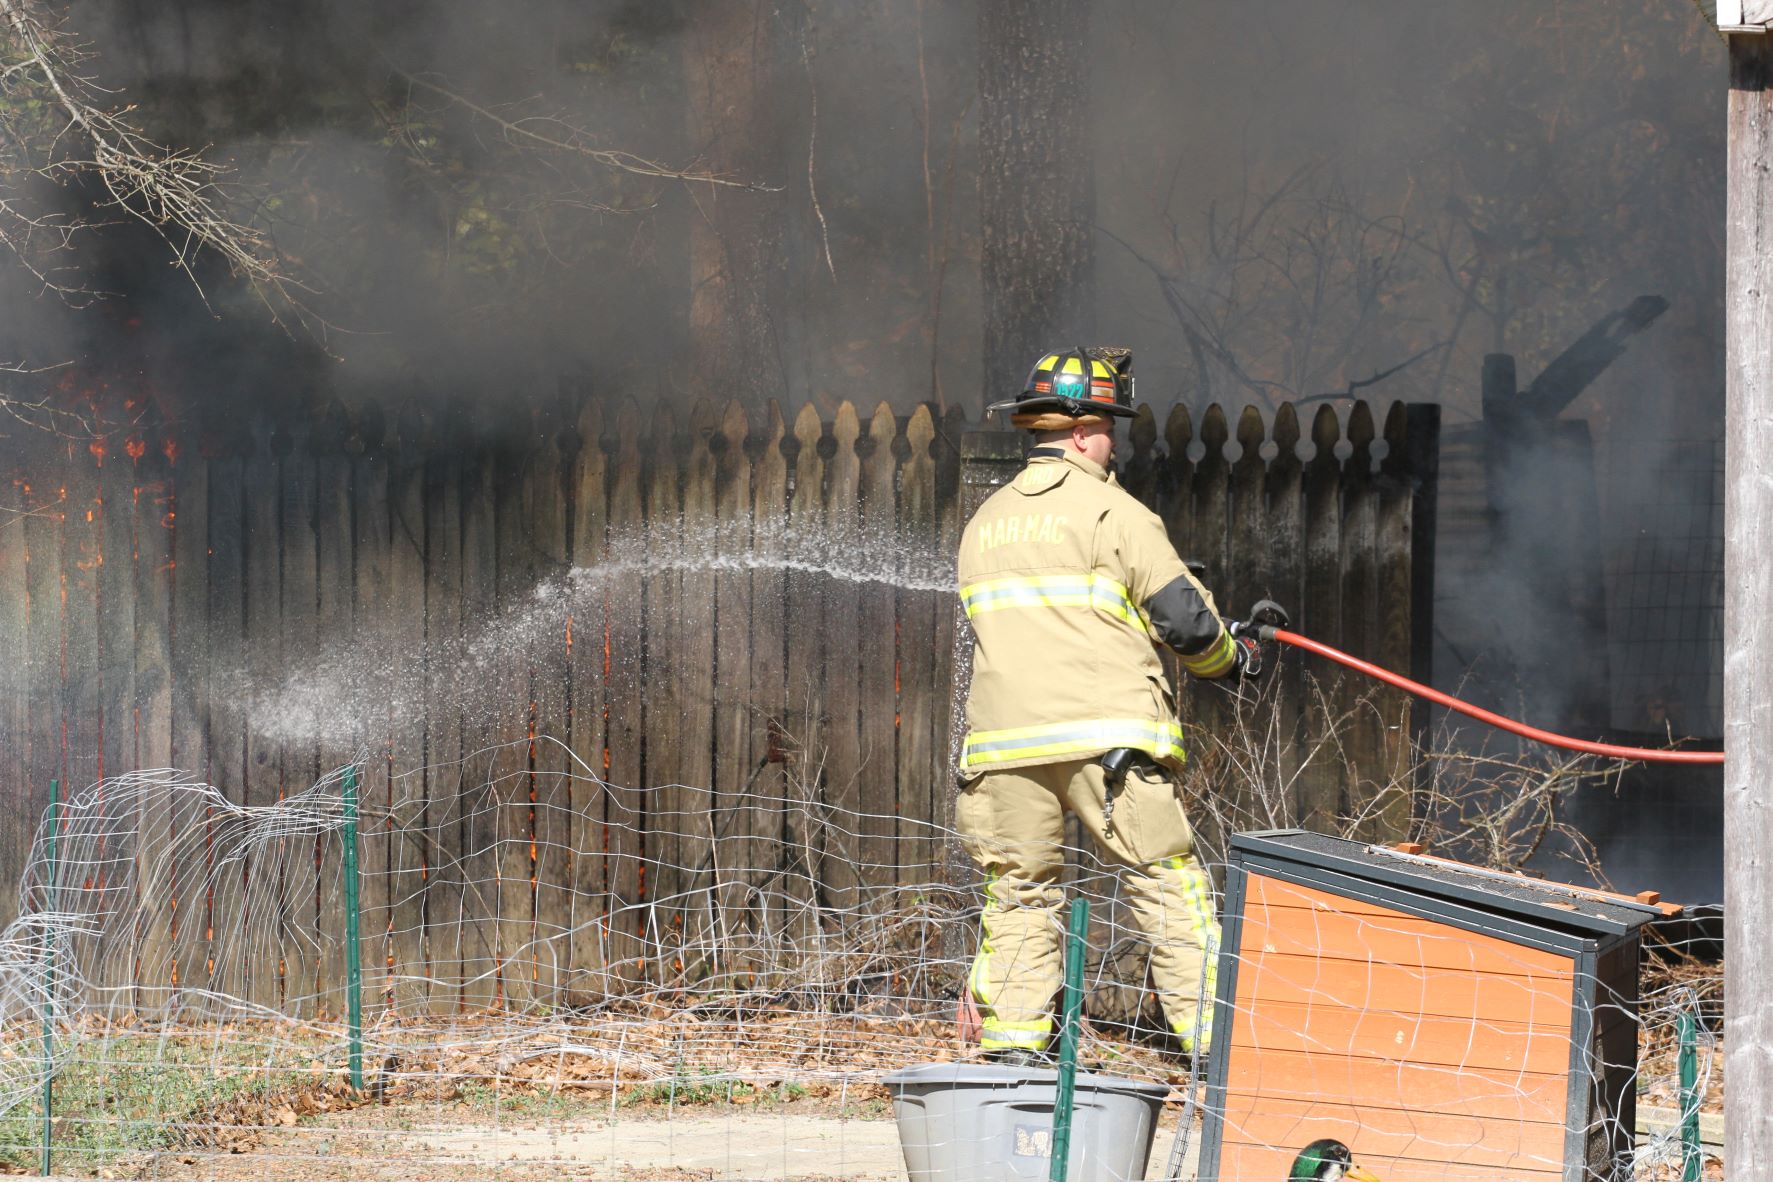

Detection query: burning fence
xmin=0 ymin=393 xmax=1436 ymax=953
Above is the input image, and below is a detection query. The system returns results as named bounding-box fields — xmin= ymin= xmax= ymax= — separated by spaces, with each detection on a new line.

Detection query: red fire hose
xmin=1266 ymin=628 xmax=1725 ymax=765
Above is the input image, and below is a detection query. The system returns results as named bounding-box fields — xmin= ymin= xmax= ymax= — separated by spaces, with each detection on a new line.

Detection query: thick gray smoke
xmin=0 ymin=0 xmax=1728 ymax=895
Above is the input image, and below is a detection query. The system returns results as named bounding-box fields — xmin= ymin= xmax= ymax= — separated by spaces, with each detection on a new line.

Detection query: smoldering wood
xmin=0 ymin=395 xmax=1434 ymax=1017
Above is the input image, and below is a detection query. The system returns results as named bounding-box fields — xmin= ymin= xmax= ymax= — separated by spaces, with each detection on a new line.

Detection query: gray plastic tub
xmin=884 ymin=1063 xmax=1170 ymax=1182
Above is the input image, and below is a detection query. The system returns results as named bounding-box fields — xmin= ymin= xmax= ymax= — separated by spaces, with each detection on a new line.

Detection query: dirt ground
xmin=13 ymin=1101 xmax=1198 ymax=1182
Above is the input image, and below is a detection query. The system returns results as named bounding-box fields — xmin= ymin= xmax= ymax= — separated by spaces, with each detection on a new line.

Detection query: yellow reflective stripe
xmin=1180 ymin=629 xmax=1238 ymax=678
xmin=1156 ymin=858 xmax=1220 ymax=1051
xmin=970 ymin=869 xmax=998 ymax=1008
xmin=961 ymin=717 xmax=1186 ymax=771
xmin=960 ymin=574 xmax=1138 ymax=624
xmin=974 ymin=868 xmax=1052 ymax=1051
xmin=981 ymin=1028 xmax=1051 ymax=1050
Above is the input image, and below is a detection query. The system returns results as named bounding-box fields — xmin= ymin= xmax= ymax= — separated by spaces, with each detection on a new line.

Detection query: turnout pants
xmin=956 ymin=757 xmax=1219 ymax=1054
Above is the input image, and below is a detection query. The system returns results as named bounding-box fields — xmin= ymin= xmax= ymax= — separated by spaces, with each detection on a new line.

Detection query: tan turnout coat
xmin=957 ymin=449 xmax=1237 ymax=775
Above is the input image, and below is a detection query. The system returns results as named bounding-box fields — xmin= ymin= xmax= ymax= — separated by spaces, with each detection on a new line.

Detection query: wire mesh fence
xmin=0 ymin=707 xmax=1723 ymax=1181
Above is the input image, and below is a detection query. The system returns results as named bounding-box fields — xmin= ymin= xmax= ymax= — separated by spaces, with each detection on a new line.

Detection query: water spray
xmin=1258 ymin=627 xmax=1725 ymax=765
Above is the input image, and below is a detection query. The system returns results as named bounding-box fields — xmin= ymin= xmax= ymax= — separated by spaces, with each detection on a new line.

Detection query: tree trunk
xmin=978 ymin=0 xmax=1095 ymax=414
xmin=682 ymin=0 xmax=786 ymax=404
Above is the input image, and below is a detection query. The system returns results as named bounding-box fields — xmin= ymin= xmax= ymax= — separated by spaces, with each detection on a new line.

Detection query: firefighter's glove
xmin=1229 ymin=631 xmax=1264 ymax=679
xmin=1227 ymin=601 xmax=1290 ymax=680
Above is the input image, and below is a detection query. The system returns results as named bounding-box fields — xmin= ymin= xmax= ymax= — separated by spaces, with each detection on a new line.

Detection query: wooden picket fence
xmin=0 ymin=395 xmax=1436 ymax=1012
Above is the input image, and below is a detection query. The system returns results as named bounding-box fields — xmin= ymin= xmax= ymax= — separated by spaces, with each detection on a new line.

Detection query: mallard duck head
xmin=1288 ymin=1139 xmax=1382 ymax=1182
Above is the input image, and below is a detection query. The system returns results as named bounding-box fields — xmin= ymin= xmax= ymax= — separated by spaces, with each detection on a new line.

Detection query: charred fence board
xmin=134 ymin=424 xmax=176 ymax=1012
xmin=0 ymin=397 xmax=1435 ymax=1016
xmin=386 ymin=415 xmax=429 ymax=1011
xmin=1265 ymin=406 xmax=1308 ymax=829
xmin=747 ymin=404 xmax=790 ymax=957
xmin=1340 ymin=404 xmax=1381 ymax=839
xmin=1301 ymin=404 xmax=1348 ymax=831
xmin=642 ymin=413 xmax=684 ymax=980
xmin=241 ymin=426 xmax=283 ymax=1009
xmin=858 ymin=402 xmax=900 ymax=894
xmin=526 ymin=415 xmax=573 ymax=1002
xmin=783 ymin=405 xmax=825 ymax=943
xmin=168 ymin=439 xmax=210 ymax=1006
xmin=567 ymin=400 xmax=608 ymax=990
xmin=821 ymin=404 xmax=864 ymax=912
xmin=0 ymin=449 xmax=31 ymax=936
xmin=56 ymin=443 xmax=98 ymax=988
xmin=277 ymin=424 xmax=321 ymax=1016
xmin=896 ymin=407 xmax=938 ymax=887
xmin=455 ymin=448 xmax=501 ymax=1008
xmin=313 ymin=422 xmax=354 ymax=1018
xmin=203 ymin=447 xmax=246 ymax=1005
xmin=351 ymin=429 xmax=394 ymax=1008
xmin=421 ymin=431 xmax=465 ymax=1010
xmin=602 ymin=399 xmax=647 ymax=986
xmin=674 ymin=402 xmax=718 ymax=982
xmin=712 ymin=400 xmax=756 ymax=976
xmin=491 ymin=435 xmax=534 ymax=1008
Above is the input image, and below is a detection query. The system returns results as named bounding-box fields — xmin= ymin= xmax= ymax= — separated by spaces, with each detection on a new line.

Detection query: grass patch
xmin=0 ymin=1029 xmax=336 ymax=1176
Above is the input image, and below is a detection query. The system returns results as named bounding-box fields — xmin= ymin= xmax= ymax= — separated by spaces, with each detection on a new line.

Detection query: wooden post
xmin=1726 ymin=31 xmax=1773 ymax=1182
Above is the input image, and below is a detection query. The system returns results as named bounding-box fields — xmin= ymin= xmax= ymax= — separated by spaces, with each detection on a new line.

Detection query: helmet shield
xmin=989 ymin=346 xmax=1137 ymax=419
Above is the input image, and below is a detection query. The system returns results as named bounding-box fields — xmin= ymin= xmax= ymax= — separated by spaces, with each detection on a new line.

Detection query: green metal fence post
xmin=1679 ymin=1000 xmax=1700 ymax=1182
xmin=342 ymin=765 xmax=364 ymax=1091
xmin=1048 ymin=897 xmax=1089 ymax=1182
xmin=40 ymin=777 xmax=59 ymax=1178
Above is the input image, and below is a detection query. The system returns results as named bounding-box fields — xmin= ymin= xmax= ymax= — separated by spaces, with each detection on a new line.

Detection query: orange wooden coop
xmin=1199 ymin=831 xmax=1680 ymax=1182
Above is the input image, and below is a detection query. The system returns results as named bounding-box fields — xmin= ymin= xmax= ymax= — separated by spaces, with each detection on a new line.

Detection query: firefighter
xmin=956 ymin=346 xmax=1278 ymax=1067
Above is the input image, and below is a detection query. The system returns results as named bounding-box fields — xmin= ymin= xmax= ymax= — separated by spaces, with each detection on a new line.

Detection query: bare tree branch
xmin=382 ymin=57 xmax=780 ymax=194
xmin=0 ymin=0 xmax=305 ymax=318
